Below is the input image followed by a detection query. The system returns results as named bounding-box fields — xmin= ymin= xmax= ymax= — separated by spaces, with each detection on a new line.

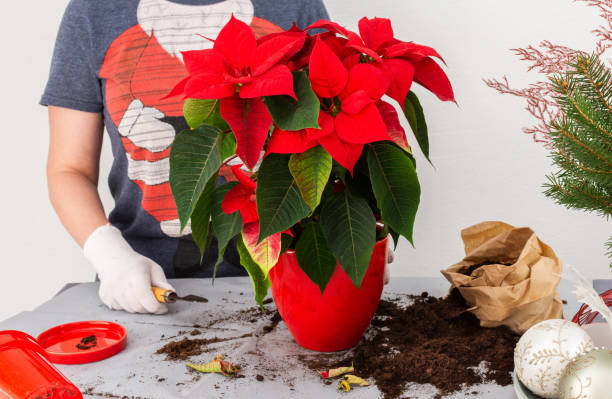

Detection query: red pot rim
xmin=282 ymin=233 xmax=389 ymax=256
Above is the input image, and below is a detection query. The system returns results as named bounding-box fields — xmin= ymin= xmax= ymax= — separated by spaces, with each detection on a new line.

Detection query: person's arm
xmin=47 ymin=106 xmax=108 ymax=246
xmin=46 ymin=106 xmax=174 ymax=314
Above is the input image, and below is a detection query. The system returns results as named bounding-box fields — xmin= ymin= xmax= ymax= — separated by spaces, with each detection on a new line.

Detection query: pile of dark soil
xmin=303 ymin=290 xmax=518 ymax=399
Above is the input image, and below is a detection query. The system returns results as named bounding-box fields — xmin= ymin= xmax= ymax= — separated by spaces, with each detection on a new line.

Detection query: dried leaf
xmin=343 ymin=375 xmax=370 ymax=387
xmin=338 ymin=379 xmax=351 ymax=392
xmin=186 ymin=354 xmax=239 ymax=376
xmin=319 ymin=364 xmax=354 ymax=379
xmin=337 ymin=375 xmax=370 ymax=392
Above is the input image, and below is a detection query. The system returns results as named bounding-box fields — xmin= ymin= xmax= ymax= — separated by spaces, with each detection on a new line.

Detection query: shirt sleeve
xmin=296 ymin=0 xmax=330 ymax=29
xmin=40 ymin=0 xmax=103 ymax=113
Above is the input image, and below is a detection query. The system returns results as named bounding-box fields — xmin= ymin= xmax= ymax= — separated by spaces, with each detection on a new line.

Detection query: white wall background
xmin=1 ymin=0 xmax=610 ymax=322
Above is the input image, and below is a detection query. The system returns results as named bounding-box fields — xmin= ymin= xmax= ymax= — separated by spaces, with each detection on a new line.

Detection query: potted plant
xmin=167 ymin=15 xmax=454 ymax=351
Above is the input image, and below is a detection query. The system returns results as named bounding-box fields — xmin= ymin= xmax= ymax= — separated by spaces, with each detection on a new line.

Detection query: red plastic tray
xmin=37 ymin=321 xmax=127 ymax=364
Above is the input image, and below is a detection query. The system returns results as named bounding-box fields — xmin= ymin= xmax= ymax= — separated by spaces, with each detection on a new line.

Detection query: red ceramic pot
xmin=0 ymin=330 xmax=83 ymax=399
xmin=269 ymin=236 xmax=388 ymax=352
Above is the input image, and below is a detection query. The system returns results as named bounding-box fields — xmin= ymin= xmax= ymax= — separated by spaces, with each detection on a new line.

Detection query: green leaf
xmin=205 ymin=104 xmax=230 ymax=131
xmin=241 ymin=222 xmax=281 ymax=276
xmin=170 ymin=125 xmax=222 ymax=231
xmin=368 ymin=142 xmax=421 ymax=245
xmin=210 ymin=182 xmax=243 ymax=280
xmin=256 ymin=154 xmax=311 ymax=240
xmin=191 ymin=172 xmax=218 ymax=256
xmin=264 ymin=71 xmax=320 ymax=131
xmin=219 ymin=132 xmax=237 ymax=161
xmin=320 ymin=189 xmax=376 ymax=288
xmin=295 ymin=220 xmax=337 ymax=293
xmin=403 ymin=91 xmax=430 ymax=162
xmin=184 ymin=99 xmax=217 ymax=129
xmin=237 ymin=236 xmax=271 ymax=310
xmin=289 ymin=145 xmax=332 ymax=211
xmin=389 ymin=227 xmax=400 ymax=250
xmin=332 ymin=161 xmax=347 ymax=184
xmin=280 ymin=233 xmax=294 ymax=255
xmin=183 ymin=99 xmax=230 ymax=131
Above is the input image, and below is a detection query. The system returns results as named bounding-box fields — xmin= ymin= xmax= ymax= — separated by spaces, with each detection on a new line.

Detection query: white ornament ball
xmin=558 ymin=349 xmax=612 ymax=399
xmin=514 ymin=319 xmax=594 ymax=398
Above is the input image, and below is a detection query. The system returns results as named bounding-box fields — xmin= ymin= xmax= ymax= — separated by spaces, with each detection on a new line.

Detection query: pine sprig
xmin=545 ymin=53 xmax=612 ymax=266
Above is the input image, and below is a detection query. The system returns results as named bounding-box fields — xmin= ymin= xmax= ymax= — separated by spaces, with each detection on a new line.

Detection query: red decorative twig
xmin=484 ymin=0 xmax=612 ymax=145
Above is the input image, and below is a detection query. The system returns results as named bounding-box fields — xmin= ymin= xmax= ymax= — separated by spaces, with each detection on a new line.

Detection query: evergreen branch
xmin=556 ymin=78 xmax=612 ymax=139
xmin=572 ymin=175 xmax=612 ymax=209
xmin=556 ymin=125 xmax=612 ymax=168
xmin=574 ymin=55 xmax=612 ymax=114
xmin=556 ymin=146 xmax=612 ymax=175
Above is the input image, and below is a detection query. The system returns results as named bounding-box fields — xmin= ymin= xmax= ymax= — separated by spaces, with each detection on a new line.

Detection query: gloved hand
xmin=84 ymin=224 xmax=175 ymax=314
xmin=384 ymin=246 xmax=395 ymax=285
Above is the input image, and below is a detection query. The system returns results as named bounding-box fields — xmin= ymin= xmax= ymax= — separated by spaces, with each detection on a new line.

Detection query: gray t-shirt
xmin=41 ymin=0 xmax=329 ymax=277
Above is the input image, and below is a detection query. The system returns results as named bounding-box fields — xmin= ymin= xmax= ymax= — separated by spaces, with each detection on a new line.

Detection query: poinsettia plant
xmin=167 ymin=15 xmax=454 ymax=306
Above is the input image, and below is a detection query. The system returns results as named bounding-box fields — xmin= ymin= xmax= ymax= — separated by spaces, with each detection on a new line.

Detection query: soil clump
xmin=302 ymin=289 xmax=518 ymax=399
xmin=76 ymin=334 xmax=97 ymax=350
xmin=180 ymin=295 xmax=208 ymax=303
xmin=156 ymin=334 xmax=251 ymax=361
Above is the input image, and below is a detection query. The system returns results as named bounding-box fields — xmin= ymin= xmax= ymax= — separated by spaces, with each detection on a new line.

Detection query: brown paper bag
xmin=441 ymin=221 xmax=563 ymax=334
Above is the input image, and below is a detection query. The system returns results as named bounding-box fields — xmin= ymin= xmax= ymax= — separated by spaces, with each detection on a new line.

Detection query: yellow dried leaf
xmin=338 ymin=379 xmax=351 ymax=392
xmin=320 ymin=363 xmax=354 ymax=379
xmin=186 ymin=354 xmax=238 ymax=376
xmin=343 ymin=375 xmax=370 ymax=387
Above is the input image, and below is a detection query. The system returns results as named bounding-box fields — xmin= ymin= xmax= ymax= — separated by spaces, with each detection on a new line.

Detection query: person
xmin=41 ymin=0 xmax=330 ymax=315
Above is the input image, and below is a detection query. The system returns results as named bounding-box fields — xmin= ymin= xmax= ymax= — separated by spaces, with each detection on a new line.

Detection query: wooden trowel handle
xmin=152 ymin=286 xmax=177 ymax=303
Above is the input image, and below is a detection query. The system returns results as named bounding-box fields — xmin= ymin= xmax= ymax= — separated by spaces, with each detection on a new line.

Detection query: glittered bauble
xmin=558 ymin=349 xmax=612 ymax=399
xmin=514 ymin=319 xmax=594 ymax=398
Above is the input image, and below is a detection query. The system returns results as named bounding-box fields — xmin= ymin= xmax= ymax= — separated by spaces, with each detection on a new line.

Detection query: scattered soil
xmin=463 ymin=260 xmax=514 ymax=276
xmin=262 ymin=312 xmax=281 ymax=334
xmin=34 ymin=387 xmax=80 ymax=399
xmin=256 ymin=374 xmax=264 ymax=382
xmin=156 ymin=309 xmax=281 ymax=361
xmin=156 ymin=334 xmax=251 ymax=361
xmin=180 ymin=295 xmax=208 ymax=303
xmin=76 ymin=335 xmax=97 ymax=350
xmin=301 ymin=289 xmax=518 ymax=399
xmin=82 ymin=388 xmax=151 ymax=399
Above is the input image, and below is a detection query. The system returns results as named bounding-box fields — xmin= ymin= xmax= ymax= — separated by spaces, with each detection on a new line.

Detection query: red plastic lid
xmin=36 ymin=321 xmax=127 ymax=364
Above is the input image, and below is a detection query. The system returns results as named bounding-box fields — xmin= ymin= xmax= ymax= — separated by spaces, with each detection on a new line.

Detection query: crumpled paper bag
xmin=441 ymin=221 xmax=563 ymax=334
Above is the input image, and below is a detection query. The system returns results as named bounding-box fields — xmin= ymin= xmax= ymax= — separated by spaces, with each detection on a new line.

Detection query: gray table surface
xmin=0 ymin=277 xmax=584 ymax=399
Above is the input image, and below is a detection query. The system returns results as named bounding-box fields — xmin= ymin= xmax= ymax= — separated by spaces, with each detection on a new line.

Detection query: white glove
xmin=384 ymin=246 xmax=395 ymax=285
xmin=84 ymin=225 xmax=175 ymax=314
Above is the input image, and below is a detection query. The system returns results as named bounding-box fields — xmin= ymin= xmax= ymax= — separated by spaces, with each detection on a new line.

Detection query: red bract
xmin=168 ymin=15 xmax=306 ymax=169
xmin=222 ymin=165 xmax=258 ymax=224
xmin=376 ymin=100 xmax=411 ymax=153
xmin=266 ymin=128 xmax=316 ymax=155
xmin=308 ymin=17 xmax=454 ymax=107
xmin=307 ymin=38 xmax=391 ymax=173
xmin=356 ymin=17 xmax=453 ymax=104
